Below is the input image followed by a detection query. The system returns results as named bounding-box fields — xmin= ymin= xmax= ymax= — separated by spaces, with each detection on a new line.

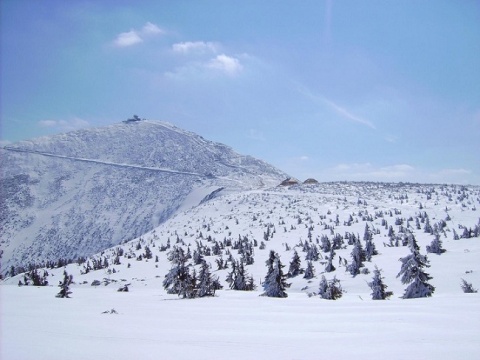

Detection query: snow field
xmin=1 ymin=285 xmax=479 ymax=360
xmin=2 ymin=182 xmax=480 ymax=359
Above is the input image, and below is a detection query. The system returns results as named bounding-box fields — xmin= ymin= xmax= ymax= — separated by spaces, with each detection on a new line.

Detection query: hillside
xmin=2 ymin=181 xmax=479 ymax=359
xmin=8 ymin=181 xmax=478 ymax=295
xmin=0 ymin=120 xmax=288 ymax=275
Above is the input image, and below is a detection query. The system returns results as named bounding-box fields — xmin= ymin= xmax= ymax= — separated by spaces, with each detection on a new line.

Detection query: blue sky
xmin=1 ymin=0 xmax=479 ymax=184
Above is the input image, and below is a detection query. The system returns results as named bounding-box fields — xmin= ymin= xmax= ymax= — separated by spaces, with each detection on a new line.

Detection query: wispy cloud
xmin=172 ymin=41 xmax=218 ymax=54
xmin=297 ymin=85 xmax=376 ymax=129
xmin=321 ymin=97 xmax=376 ymax=129
xmin=142 ymin=22 xmax=163 ymax=35
xmin=38 ymin=118 xmax=90 ymax=132
xmin=207 ymin=54 xmax=243 ymax=76
xmin=112 ymin=22 xmax=163 ymax=48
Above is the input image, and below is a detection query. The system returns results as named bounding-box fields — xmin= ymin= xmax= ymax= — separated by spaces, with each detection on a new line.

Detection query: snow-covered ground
xmin=2 ymin=182 xmax=480 ymax=359
xmin=2 ymin=286 xmax=479 ymax=360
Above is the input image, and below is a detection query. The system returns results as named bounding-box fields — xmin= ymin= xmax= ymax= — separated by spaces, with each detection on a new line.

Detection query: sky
xmin=1 ymin=0 xmax=479 ymax=185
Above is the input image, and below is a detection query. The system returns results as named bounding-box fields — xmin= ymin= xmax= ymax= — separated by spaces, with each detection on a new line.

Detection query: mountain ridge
xmin=0 ymin=120 xmax=289 ymax=275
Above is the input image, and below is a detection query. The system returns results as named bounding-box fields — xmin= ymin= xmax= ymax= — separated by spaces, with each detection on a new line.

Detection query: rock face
xmin=0 ymin=120 xmax=288 ymax=274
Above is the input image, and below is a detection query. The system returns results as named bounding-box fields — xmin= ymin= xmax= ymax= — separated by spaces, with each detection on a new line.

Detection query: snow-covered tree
xmin=287 ymin=250 xmax=304 ymax=278
xmin=460 ymin=279 xmax=477 ymax=293
xmin=196 ymin=260 xmax=221 ymax=297
xmin=320 ymin=235 xmax=331 ymax=253
xmin=364 ymin=237 xmax=377 ymax=262
xmin=306 ymin=244 xmax=320 ymax=261
xmin=226 ymin=260 xmax=255 ymax=291
xmin=265 ymin=250 xmax=276 ymax=275
xmin=426 ymin=234 xmax=446 ymax=255
xmin=303 ymin=261 xmax=315 ymax=279
xmin=143 ymin=245 xmax=153 ymax=260
xmin=346 ymin=240 xmax=364 ymax=276
xmin=363 ymin=223 xmax=372 ymax=241
xmin=29 ymin=269 xmax=48 ymax=286
xmin=397 ymin=233 xmax=435 ymax=299
xmin=318 ymin=275 xmax=343 ymax=300
xmin=56 ymin=270 xmax=73 ymax=298
xmin=163 ymin=247 xmax=195 ymax=298
xmin=324 ymin=248 xmax=336 ymax=273
xmin=262 ymin=252 xmax=290 ymax=298
xmin=368 ymin=266 xmax=393 ymax=300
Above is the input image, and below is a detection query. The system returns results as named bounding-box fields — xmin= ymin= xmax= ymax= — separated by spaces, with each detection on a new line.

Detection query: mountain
xmin=0 ymin=120 xmax=289 ymax=275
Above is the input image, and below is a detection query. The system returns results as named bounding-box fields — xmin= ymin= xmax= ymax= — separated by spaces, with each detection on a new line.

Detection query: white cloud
xmin=207 ymin=54 xmax=243 ymax=76
xmin=38 ymin=118 xmax=90 ymax=132
xmin=172 ymin=41 xmax=218 ymax=54
xmin=165 ymin=54 xmax=244 ymax=79
xmin=142 ymin=22 xmax=163 ymax=35
xmin=112 ymin=22 xmax=163 ymax=48
xmin=113 ymin=30 xmax=143 ymax=47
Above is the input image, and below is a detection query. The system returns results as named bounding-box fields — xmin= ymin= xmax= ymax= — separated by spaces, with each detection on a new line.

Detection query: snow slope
xmin=2 ymin=182 xmax=479 ymax=359
xmin=0 ymin=120 xmax=288 ymax=274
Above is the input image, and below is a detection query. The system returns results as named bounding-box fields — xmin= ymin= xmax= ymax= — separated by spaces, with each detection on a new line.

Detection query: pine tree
xmin=320 ymin=235 xmax=331 ymax=253
xmin=226 ymin=259 xmax=255 ymax=291
xmin=225 ymin=260 xmax=237 ymax=288
xmin=324 ymin=247 xmax=336 ymax=273
xmin=163 ymin=247 xmax=194 ymax=298
xmin=364 ymin=237 xmax=377 ymax=262
xmin=347 ymin=240 xmax=364 ymax=276
xmin=233 ymin=260 xmax=248 ymax=291
xmin=29 ymin=269 xmax=48 ymax=286
xmin=143 ymin=245 xmax=153 ymax=260
xmin=9 ymin=265 xmax=16 ymax=278
xmin=426 ymin=234 xmax=446 ymax=255
xmin=368 ymin=266 xmax=393 ymax=300
xmin=305 ymin=245 xmax=319 ymax=261
xmin=265 ymin=250 xmax=276 ymax=276
xmin=397 ymin=233 xmax=435 ymax=299
xmin=56 ymin=270 xmax=73 ymax=298
xmin=318 ymin=275 xmax=343 ymax=300
xmin=303 ymin=261 xmax=315 ymax=279
xmin=287 ymin=250 xmax=304 ymax=278
xmin=318 ymin=275 xmax=328 ymax=297
xmin=196 ymin=260 xmax=221 ymax=297
xmin=460 ymin=279 xmax=477 ymax=293
xmin=262 ymin=252 xmax=290 ymax=298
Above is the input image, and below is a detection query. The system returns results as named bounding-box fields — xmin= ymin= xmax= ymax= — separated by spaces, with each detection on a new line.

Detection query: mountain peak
xmin=0 ymin=120 xmax=288 ymax=274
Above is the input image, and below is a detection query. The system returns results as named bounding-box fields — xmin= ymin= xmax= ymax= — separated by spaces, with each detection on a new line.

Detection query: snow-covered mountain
xmin=0 ymin=120 xmax=288 ymax=275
